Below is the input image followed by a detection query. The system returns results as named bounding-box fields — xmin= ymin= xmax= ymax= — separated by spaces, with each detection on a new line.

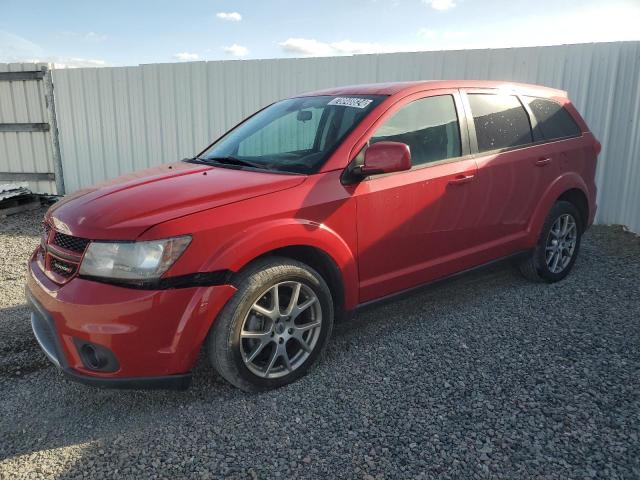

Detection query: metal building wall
xmin=52 ymin=41 xmax=640 ymax=231
xmin=0 ymin=62 xmax=57 ymax=194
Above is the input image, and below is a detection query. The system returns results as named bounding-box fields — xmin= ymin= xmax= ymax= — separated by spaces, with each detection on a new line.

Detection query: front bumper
xmin=27 ymin=290 xmax=192 ymax=389
xmin=26 ymin=253 xmax=237 ymax=389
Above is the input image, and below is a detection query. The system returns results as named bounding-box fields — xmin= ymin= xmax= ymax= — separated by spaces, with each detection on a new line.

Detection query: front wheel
xmin=207 ymin=257 xmax=334 ymax=392
xmin=519 ymin=200 xmax=583 ymax=283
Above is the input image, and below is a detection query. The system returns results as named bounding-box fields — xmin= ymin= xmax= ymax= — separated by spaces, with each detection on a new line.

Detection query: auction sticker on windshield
xmin=327 ymin=97 xmax=374 ymax=109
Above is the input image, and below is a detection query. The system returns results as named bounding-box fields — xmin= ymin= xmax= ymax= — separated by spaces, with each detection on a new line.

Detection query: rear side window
xmin=524 ymin=96 xmax=581 ymax=141
xmin=371 ymin=95 xmax=461 ymax=166
xmin=467 ymin=94 xmax=532 ymax=152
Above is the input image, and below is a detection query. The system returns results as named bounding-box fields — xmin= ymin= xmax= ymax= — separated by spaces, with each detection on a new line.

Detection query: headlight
xmin=79 ymin=236 xmax=191 ymax=280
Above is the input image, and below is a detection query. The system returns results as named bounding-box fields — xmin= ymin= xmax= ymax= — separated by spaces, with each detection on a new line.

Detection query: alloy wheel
xmin=240 ymin=281 xmax=322 ymax=379
xmin=545 ymin=213 xmax=577 ymax=274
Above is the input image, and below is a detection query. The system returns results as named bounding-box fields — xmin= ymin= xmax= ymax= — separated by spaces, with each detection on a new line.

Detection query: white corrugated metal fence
xmin=47 ymin=41 xmax=640 ymax=231
xmin=0 ymin=62 xmax=60 ymax=194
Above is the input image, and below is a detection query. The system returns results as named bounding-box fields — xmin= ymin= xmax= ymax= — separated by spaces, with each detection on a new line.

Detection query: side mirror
xmin=359 ymin=141 xmax=411 ymax=176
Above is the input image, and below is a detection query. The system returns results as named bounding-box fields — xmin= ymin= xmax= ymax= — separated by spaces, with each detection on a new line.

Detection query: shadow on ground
xmin=0 ymin=226 xmax=639 ymax=479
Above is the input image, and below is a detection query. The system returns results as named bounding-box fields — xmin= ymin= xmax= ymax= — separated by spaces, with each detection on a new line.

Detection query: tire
xmin=519 ymin=200 xmax=583 ymax=283
xmin=207 ymin=256 xmax=334 ymax=392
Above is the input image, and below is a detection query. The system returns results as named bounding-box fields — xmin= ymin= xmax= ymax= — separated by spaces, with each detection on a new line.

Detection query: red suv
xmin=27 ymin=81 xmax=599 ymax=391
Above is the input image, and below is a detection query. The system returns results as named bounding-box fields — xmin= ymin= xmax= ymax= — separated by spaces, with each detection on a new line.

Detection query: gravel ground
xmin=1 ymin=207 xmax=639 ymax=480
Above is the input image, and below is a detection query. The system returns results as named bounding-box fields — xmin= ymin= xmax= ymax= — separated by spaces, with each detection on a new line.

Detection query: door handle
xmin=449 ymin=174 xmax=475 ymax=185
xmin=535 ymin=157 xmax=552 ymax=167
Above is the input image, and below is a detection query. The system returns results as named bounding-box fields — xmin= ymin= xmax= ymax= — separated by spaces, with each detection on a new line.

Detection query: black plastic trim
xmin=62 ymin=368 xmax=192 ymax=391
xmin=26 ymin=287 xmax=69 ymax=369
xmin=78 ymin=270 xmax=233 ymax=290
xmin=73 ymin=338 xmax=120 ymax=372
xmin=46 ymin=244 xmax=83 ymax=262
xmin=354 ymin=250 xmax=531 ymax=313
xmin=184 ymin=157 xmax=300 ymax=176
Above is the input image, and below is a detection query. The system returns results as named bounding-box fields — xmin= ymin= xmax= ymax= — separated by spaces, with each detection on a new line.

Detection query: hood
xmin=47 ymin=162 xmax=306 ymax=239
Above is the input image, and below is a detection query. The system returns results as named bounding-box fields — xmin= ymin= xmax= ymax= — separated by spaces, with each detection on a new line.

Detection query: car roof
xmin=296 ymin=80 xmax=567 ymax=98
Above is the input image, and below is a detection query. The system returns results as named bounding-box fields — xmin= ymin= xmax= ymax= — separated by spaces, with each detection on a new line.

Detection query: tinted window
xmin=370 ymin=95 xmax=461 ymax=166
xmin=524 ymin=96 xmax=581 ymax=140
xmin=468 ymin=94 xmax=532 ymax=152
xmin=200 ymin=95 xmax=384 ymax=174
xmin=238 ymin=107 xmax=321 ymax=156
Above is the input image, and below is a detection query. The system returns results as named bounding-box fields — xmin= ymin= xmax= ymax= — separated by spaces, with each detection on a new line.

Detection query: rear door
xmin=460 ymin=90 xmax=541 ymax=246
xmin=349 ymin=90 xmax=486 ymax=302
xmin=520 ymin=95 xmax=585 ymax=193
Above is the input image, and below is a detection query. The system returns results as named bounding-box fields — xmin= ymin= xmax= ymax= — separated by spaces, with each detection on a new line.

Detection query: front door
xmin=350 ymin=90 xmax=485 ymax=302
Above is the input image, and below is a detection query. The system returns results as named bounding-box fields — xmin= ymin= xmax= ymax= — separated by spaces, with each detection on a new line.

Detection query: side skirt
xmin=352 ymin=250 xmax=532 ymax=315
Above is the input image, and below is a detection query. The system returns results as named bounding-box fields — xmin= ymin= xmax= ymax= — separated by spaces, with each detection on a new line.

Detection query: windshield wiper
xmin=202 ymin=156 xmax=268 ymax=170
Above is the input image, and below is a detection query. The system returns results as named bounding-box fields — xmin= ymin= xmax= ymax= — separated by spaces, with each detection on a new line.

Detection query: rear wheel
xmin=207 ymin=257 xmax=333 ymax=391
xmin=519 ymin=200 xmax=583 ymax=283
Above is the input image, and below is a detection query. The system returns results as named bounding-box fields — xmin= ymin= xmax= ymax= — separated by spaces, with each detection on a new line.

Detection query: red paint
xmin=361 ymin=141 xmax=411 ymax=175
xmin=27 ymin=80 xmax=598 ymax=382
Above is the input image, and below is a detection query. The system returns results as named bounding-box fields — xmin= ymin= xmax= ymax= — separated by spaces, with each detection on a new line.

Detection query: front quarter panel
xmin=140 ymin=171 xmax=360 ymax=310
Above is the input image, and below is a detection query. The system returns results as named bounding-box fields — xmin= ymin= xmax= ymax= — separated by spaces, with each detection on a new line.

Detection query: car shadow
xmin=0 ymin=257 xmax=525 ymax=464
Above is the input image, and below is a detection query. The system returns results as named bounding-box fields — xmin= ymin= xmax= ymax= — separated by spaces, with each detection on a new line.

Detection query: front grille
xmin=52 ymin=232 xmax=90 ymax=253
xmin=41 ymin=223 xmax=89 ymax=283
xmin=51 ymin=258 xmax=77 ymax=277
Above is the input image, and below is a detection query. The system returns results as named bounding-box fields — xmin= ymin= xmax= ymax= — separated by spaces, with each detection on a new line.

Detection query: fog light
xmin=80 ymin=344 xmax=105 ymax=369
xmin=74 ymin=339 xmax=120 ymax=372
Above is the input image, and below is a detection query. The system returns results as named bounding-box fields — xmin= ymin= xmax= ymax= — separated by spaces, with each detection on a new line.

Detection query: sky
xmin=1 ymin=0 xmax=639 ymax=68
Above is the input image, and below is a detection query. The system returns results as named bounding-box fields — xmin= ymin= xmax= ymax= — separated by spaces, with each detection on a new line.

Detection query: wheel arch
xmin=557 ymin=188 xmax=589 ymax=230
xmin=239 ymin=245 xmax=348 ymax=322
xmin=526 ymin=173 xmax=590 ymax=245
xmin=203 ymin=219 xmax=359 ymax=314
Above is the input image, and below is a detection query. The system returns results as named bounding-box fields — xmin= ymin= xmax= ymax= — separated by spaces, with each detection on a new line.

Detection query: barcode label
xmin=327 ymin=97 xmax=373 ymax=109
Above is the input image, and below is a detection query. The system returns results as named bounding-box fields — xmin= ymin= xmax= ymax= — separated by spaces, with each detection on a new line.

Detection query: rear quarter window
xmin=523 ymin=96 xmax=581 ymax=141
xmin=467 ymin=94 xmax=533 ymax=153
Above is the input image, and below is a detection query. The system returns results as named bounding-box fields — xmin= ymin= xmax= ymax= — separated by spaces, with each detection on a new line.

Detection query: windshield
xmin=196 ymin=95 xmax=385 ymax=174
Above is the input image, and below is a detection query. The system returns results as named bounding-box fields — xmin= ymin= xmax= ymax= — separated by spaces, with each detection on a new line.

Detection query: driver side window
xmin=369 ymin=95 xmax=462 ymax=167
